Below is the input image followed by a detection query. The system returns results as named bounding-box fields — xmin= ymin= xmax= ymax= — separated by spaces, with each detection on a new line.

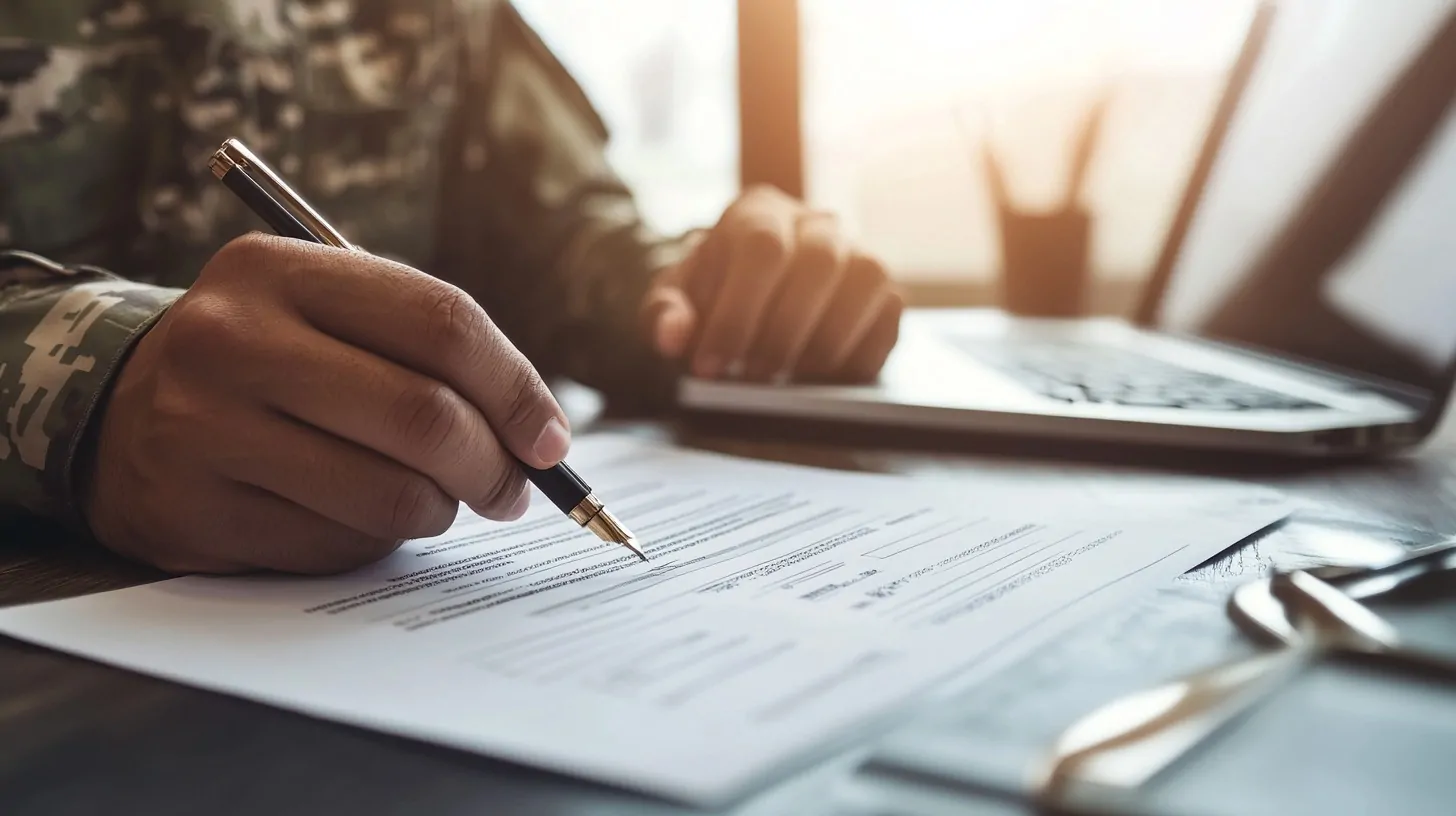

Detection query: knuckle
xmin=791 ymin=235 xmax=843 ymax=281
xmin=744 ymin=183 xmax=784 ymax=203
xmin=386 ymin=475 xmax=451 ymax=539
xmin=422 ymin=282 xmax=484 ymax=350
xmin=208 ymin=232 xmax=287 ymax=279
xmin=163 ymin=294 xmax=246 ymax=360
xmin=145 ymin=377 xmax=211 ymax=435
xmin=385 ymin=381 xmax=462 ymax=458
xmin=213 ymin=231 xmax=270 ymax=263
xmin=853 ymin=254 xmax=891 ymax=287
xmin=742 ymin=225 xmax=789 ymax=267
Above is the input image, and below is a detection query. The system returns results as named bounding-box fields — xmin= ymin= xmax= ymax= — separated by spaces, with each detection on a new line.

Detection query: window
xmin=515 ymin=0 xmax=1262 ymax=307
xmin=512 ymin=0 xmax=740 ymax=238
xmin=800 ymin=0 xmax=1261 ymax=287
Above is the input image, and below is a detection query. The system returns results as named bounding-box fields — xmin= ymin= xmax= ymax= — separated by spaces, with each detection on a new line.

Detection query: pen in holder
xmin=983 ymin=93 xmax=1108 ymax=318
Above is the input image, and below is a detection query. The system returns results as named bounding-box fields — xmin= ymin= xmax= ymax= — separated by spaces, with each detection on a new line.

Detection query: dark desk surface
xmin=5 ymin=409 xmax=1456 ymax=816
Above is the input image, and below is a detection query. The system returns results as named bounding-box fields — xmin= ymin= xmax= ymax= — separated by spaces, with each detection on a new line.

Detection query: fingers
xmin=212 ymin=485 xmax=411 ymax=575
xmin=839 ymin=293 xmax=904 ymax=383
xmin=742 ymin=212 xmax=847 ymax=381
xmin=215 ymin=235 xmax=571 ymax=470
xmin=662 ymin=191 xmax=903 ymax=385
xmin=688 ymin=189 xmax=796 ymax=378
xmin=681 ymin=230 xmax=729 ymax=316
xmin=120 ymin=478 xmax=405 ymax=576
xmin=209 ymin=405 xmax=461 ymax=541
xmin=221 ymin=321 xmax=529 ymax=519
xmin=640 ymin=275 xmax=698 ymax=359
xmin=795 ymin=254 xmax=897 ymax=381
xmin=89 ymin=233 xmax=570 ymax=580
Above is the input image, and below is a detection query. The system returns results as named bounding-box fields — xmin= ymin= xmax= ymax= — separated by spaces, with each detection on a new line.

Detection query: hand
xmin=642 ymin=186 xmax=903 ymax=383
xmin=82 ymin=233 xmax=571 ymax=575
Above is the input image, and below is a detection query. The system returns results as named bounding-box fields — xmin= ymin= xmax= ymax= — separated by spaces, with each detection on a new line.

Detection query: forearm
xmin=433 ymin=1 xmax=697 ymax=411
xmin=0 ymin=251 xmax=181 ymax=529
xmin=468 ymin=184 xmax=697 ymax=409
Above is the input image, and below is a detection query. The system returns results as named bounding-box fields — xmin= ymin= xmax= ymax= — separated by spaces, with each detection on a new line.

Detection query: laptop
xmin=679 ymin=0 xmax=1456 ymax=457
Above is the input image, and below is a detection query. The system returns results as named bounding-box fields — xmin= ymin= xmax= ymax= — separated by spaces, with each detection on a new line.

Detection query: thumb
xmin=641 ymin=277 xmax=698 ymax=359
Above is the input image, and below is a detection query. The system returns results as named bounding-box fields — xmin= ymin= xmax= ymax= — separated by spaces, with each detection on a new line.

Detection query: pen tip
xmin=627 ymin=539 xmax=649 ymax=563
xmin=582 ymin=505 xmax=648 ymax=561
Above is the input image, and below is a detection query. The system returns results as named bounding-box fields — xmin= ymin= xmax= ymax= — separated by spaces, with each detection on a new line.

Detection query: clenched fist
xmin=82 ymin=234 xmax=570 ymax=575
xmin=642 ymin=185 xmax=903 ymax=383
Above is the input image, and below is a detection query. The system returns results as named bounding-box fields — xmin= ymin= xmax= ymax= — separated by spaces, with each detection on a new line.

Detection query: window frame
xmin=734 ymin=0 xmax=1163 ymax=313
xmin=737 ymin=0 xmax=1030 ymax=308
xmin=736 ymin=0 xmax=805 ymax=197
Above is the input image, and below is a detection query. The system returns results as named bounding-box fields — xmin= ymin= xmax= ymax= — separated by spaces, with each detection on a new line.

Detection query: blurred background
xmin=514 ymin=0 xmax=1260 ymax=314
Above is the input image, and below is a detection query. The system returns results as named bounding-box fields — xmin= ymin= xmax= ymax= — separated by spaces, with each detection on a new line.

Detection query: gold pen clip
xmin=209 ymin=138 xmax=356 ymax=251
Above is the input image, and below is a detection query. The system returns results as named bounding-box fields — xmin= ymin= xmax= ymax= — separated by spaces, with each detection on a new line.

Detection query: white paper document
xmin=0 ymin=436 xmax=1289 ymax=805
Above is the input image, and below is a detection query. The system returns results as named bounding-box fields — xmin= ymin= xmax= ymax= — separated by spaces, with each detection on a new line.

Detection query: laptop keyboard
xmin=959 ymin=341 xmax=1329 ymax=411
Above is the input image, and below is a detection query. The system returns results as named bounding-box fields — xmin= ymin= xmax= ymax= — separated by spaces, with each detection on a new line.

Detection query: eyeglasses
xmin=1035 ymin=540 xmax=1456 ymax=813
xmin=1229 ymin=540 xmax=1456 ymax=647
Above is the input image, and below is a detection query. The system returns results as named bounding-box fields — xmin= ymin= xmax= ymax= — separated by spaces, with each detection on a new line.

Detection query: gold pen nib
xmin=620 ymin=535 xmax=649 ymax=563
xmin=576 ymin=500 xmax=648 ymax=562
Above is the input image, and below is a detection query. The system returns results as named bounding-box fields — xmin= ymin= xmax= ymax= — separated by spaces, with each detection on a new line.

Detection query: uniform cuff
xmin=0 ymin=251 xmax=183 ymax=535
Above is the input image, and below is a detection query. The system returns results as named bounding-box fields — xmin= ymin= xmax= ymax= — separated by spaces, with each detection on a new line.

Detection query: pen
xmin=208 ymin=138 xmax=647 ymax=562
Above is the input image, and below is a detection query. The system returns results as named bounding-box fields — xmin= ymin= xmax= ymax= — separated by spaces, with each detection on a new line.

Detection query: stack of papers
xmin=0 ymin=436 xmax=1288 ymax=806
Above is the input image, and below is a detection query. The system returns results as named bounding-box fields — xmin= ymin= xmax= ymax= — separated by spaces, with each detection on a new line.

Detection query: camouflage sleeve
xmin=0 ymin=13 xmax=183 ymax=529
xmin=0 ymin=252 xmax=181 ymax=530
xmin=432 ymin=1 xmax=701 ymax=412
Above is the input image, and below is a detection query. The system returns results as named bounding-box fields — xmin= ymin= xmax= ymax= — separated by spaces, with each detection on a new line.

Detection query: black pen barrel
xmin=520 ymin=461 xmax=591 ymax=514
xmin=220 ymin=168 xmax=318 ymax=243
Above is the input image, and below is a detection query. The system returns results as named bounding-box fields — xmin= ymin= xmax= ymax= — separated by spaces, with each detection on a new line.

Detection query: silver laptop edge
xmin=678 ymin=1 xmax=1456 ymax=457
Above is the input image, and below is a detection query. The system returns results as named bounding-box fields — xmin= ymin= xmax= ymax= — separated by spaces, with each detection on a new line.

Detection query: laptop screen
xmin=1153 ymin=0 xmax=1456 ymax=396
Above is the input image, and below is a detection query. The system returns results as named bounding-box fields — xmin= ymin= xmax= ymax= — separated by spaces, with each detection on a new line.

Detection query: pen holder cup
xmin=995 ymin=205 xmax=1092 ymax=318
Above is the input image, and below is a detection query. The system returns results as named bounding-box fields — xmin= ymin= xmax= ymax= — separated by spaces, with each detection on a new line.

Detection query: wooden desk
xmin=4 ymin=412 xmax=1456 ymax=815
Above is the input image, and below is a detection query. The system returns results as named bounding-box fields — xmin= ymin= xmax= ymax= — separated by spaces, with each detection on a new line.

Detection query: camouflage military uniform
xmin=0 ymin=1 xmax=692 ymax=532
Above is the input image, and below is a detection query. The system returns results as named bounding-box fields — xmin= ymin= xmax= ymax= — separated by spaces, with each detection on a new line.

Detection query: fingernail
xmin=532 ymin=418 xmax=571 ymax=465
xmin=695 ymin=355 xmax=724 ymax=378
xmin=503 ymin=489 xmax=531 ymax=521
xmin=771 ymin=369 xmax=793 ymax=386
xmin=725 ymin=359 xmax=745 ymax=380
